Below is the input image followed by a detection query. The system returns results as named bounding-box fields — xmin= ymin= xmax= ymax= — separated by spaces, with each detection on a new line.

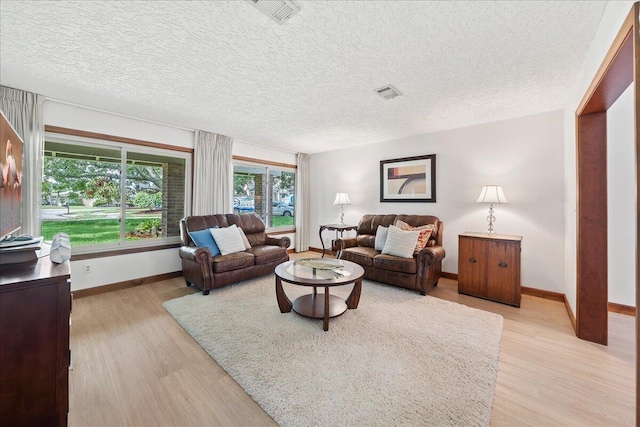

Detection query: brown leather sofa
xmin=179 ymin=213 xmax=290 ymax=295
xmin=336 ymin=214 xmax=445 ymax=295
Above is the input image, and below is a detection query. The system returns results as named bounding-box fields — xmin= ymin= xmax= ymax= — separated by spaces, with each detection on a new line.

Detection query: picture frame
xmin=380 ymin=154 xmax=436 ymax=202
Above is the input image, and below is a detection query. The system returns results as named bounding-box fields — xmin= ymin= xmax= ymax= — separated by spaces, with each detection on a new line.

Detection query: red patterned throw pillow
xmin=395 ymin=219 xmax=435 ymax=254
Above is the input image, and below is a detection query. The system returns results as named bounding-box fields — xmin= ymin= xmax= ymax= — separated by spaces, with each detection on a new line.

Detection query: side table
xmin=319 ymin=224 xmax=357 ymax=257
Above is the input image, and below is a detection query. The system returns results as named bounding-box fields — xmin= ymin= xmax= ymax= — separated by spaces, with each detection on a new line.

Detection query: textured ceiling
xmin=0 ymin=1 xmax=607 ymax=154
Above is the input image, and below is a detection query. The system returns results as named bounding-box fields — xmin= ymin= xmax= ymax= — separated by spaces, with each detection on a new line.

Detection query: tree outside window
xmin=42 ymin=139 xmax=189 ymax=248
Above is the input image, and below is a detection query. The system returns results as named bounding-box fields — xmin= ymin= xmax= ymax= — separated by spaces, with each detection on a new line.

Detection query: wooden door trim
xmin=575 ymin=4 xmax=637 ymax=345
xmin=632 ymin=3 xmax=640 ymax=425
xmin=576 ymin=9 xmax=635 ymax=114
xmin=576 ymin=112 xmax=608 ymax=344
xmin=574 ymin=2 xmax=638 ymax=423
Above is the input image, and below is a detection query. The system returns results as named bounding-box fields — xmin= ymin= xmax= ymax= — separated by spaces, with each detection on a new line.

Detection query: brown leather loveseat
xmin=179 ymin=213 xmax=290 ymax=295
xmin=336 ymin=214 xmax=445 ymax=295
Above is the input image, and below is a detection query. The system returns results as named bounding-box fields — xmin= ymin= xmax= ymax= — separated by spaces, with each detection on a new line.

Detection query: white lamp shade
xmin=333 ymin=193 xmax=351 ymax=205
xmin=476 ymin=186 xmax=508 ymax=204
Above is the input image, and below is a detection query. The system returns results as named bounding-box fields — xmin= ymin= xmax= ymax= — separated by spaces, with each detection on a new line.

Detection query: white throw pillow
xmin=381 ymin=225 xmax=420 ymax=258
xmin=374 ymin=225 xmax=389 ymax=251
xmin=210 ymin=224 xmax=247 ymax=255
xmin=237 ymin=227 xmax=252 ymax=249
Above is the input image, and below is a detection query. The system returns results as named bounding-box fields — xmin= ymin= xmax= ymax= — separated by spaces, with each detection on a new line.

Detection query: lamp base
xmin=486 ymin=204 xmax=496 ymax=234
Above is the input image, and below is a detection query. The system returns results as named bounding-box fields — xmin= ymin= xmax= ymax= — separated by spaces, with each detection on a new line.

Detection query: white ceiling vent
xmin=375 ymin=84 xmax=402 ymax=100
xmin=247 ymin=0 xmax=301 ymax=24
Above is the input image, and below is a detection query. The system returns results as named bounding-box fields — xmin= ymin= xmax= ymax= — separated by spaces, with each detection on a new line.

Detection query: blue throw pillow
xmin=188 ymin=226 xmax=220 ymax=257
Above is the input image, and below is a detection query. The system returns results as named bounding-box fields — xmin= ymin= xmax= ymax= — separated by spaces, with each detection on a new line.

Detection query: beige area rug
xmin=163 ymin=276 xmax=503 ymax=427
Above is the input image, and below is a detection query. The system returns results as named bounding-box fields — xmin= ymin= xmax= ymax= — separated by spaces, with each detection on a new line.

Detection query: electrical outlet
xmin=83 ymin=264 xmax=91 ymax=274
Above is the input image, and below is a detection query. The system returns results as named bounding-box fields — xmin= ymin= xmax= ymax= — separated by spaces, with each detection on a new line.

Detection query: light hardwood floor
xmin=69 ymin=252 xmax=634 ymax=426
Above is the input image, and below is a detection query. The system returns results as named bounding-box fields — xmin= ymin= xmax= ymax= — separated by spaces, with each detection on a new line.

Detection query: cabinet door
xmin=458 ymin=236 xmax=487 ymax=297
xmin=0 ymin=284 xmax=59 ymax=426
xmin=486 ymin=240 xmax=521 ymax=306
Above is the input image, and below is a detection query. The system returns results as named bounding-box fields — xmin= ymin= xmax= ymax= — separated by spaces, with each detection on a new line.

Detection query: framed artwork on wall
xmin=380 ymin=154 xmax=436 ymax=202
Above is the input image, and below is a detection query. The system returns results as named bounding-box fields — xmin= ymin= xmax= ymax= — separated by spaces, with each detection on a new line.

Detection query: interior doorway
xmin=574 ymin=2 xmax=638 ymax=422
xmin=607 ymin=86 xmax=636 ymax=316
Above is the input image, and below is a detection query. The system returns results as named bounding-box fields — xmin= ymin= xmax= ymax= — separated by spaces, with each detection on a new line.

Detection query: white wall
xmin=45 ymin=101 xmax=194 ymax=149
xmin=44 ymin=100 xmax=296 ymax=290
xmin=607 ymin=84 xmax=636 ymax=306
xmin=70 ymin=250 xmax=181 ymax=291
xmin=234 ymin=139 xmax=297 ymax=165
xmin=563 ymin=1 xmax=636 ymax=313
xmin=309 ymin=110 xmax=565 ymax=292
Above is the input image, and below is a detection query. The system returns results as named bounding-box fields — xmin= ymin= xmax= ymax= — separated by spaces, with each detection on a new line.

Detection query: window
xmin=42 ymin=134 xmax=191 ymax=252
xmin=233 ymin=160 xmax=295 ymax=230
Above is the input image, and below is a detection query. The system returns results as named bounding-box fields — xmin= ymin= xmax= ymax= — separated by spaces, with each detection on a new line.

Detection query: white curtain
xmin=294 ymin=152 xmax=310 ymax=252
xmin=193 ymin=130 xmax=233 ymax=215
xmin=0 ymin=86 xmax=44 ymax=237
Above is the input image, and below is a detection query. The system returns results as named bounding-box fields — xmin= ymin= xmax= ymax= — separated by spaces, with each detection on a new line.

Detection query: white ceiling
xmin=0 ymin=1 xmax=607 ymax=154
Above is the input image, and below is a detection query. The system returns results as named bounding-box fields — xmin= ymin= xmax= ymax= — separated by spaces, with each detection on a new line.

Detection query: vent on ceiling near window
xmin=375 ymin=85 xmax=402 ymax=100
xmin=247 ymin=0 xmax=301 ymax=24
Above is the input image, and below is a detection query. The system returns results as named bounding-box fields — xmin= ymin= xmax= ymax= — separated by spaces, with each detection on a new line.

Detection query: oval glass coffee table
xmin=274 ymin=258 xmax=365 ymax=331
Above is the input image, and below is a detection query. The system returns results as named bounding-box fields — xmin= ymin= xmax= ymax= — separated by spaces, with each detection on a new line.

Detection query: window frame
xmin=232 ymin=157 xmax=296 ymax=233
xmin=43 ymin=130 xmax=192 ymax=256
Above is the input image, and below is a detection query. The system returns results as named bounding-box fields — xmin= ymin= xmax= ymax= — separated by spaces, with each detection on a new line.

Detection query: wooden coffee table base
xmin=294 ymin=291 xmax=348 ymax=331
xmin=275 ymin=277 xmax=362 ymax=331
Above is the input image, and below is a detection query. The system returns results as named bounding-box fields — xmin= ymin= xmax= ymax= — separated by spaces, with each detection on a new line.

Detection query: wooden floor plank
xmin=69 ymin=252 xmax=634 ymax=426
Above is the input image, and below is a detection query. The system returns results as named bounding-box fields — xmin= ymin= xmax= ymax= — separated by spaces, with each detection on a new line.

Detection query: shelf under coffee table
xmin=274 ymin=258 xmax=365 ymax=331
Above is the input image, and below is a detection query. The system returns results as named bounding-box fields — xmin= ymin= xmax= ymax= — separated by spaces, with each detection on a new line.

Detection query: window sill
xmin=266 ymin=227 xmax=295 ymax=235
xmin=70 ymin=242 xmax=180 ymax=261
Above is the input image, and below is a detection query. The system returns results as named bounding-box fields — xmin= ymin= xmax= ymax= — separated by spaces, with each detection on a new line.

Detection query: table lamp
xmin=476 ymin=185 xmax=508 ymax=234
xmin=333 ymin=193 xmax=351 ymax=225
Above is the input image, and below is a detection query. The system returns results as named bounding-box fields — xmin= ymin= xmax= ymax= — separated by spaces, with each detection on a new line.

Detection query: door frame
xmin=574 ymin=1 xmax=638 ymax=421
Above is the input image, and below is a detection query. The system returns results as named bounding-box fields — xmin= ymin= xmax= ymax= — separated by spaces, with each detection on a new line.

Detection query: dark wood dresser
xmin=0 ymin=256 xmax=71 ymax=427
xmin=458 ymin=232 xmax=522 ymax=307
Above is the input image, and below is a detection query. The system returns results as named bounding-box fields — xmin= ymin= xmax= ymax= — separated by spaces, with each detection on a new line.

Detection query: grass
xmin=271 ymin=216 xmax=294 ymax=227
xmin=41 ymin=218 xmax=158 ymax=245
xmin=41 ymin=213 xmax=292 ymax=246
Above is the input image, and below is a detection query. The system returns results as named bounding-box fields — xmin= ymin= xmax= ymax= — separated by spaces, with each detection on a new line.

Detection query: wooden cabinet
xmin=458 ymin=232 xmax=522 ymax=307
xmin=0 ymin=257 xmax=71 ymax=427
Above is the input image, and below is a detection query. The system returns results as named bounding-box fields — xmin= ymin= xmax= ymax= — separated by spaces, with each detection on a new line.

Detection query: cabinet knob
xmin=469 ymin=258 xmax=476 ymax=263
xmin=498 ymin=261 xmax=508 ymax=268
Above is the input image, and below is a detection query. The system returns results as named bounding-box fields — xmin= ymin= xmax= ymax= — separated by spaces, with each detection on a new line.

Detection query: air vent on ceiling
xmin=375 ymin=85 xmax=402 ymax=100
xmin=247 ymin=0 xmax=301 ymax=24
